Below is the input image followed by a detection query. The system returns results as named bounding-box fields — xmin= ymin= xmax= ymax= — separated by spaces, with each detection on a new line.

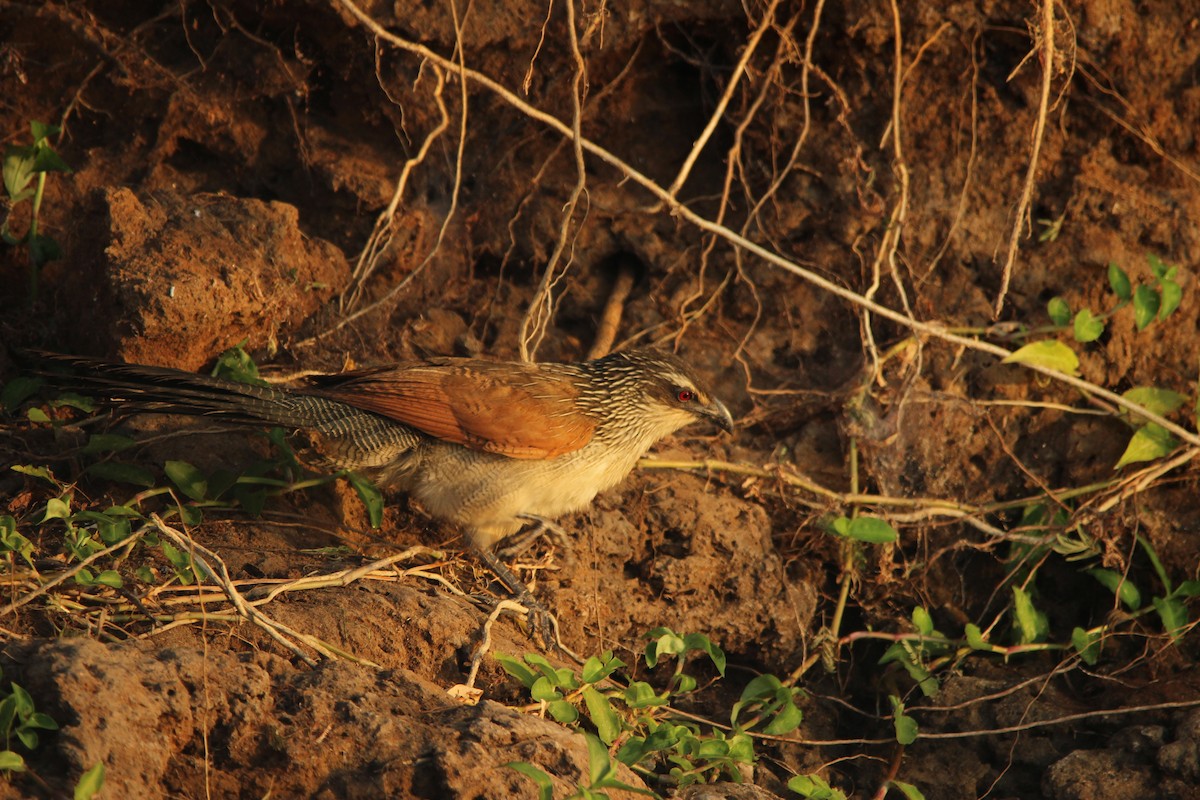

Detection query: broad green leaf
xmin=547 ymin=699 xmax=577 ymax=723
xmin=42 ymin=496 xmax=71 ymax=520
xmin=682 ymin=632 xmax=726 ymax=676
xmin=0 ymin=376 xmax=41 ymax=413
xmin=0 ymin=750 xmax=25 ymax=772
xmin=788 ymin=774 xmax=847 ymax=800
xmin=1136 ymin=534 xmax=1172 ymax=594
xmin=1114 ymin=423 xmax=1177 ymax=469
xmin=25 ymin=408 xmax=50 ymax=423
xmin=1087 ymin=568 xmax=1141 ymax=609
xmin=85 ymin=461 xmax=157 ymax=488
xmin=74 ymin=762 xmax=106 ymax=800
xmin=1121 ymin=387 xmax=1187 ymax=418
xmin=165 ymin=461 xmax=208 ymax=501
xmin=582 ymin=686 xmax=622 ymax=745
xmin=890 ymin=697 xmax=918 ymax=745
xmin=762 ymin=698 xmax=803 ymax=735
xmin=1011 ymin=586 xmax=1046 ymax=644
xmin=1108 ymin=262 xmax=1132 ymax=301
xmin=1046 ymin=296 xmax=1071 ymax=326
xmin=30 ymin=120 xmax=61 ymax=142
xmin=912 ymin=606 xmax=934 ymax=636
xmin=1002 ymin=340 xmax=1080 ymax=376
xmin=1159 ymin=278 xmax=1182 ymax=321
xmin=888 ymin=780 xmax=927 ymax=800
xmin=81 ymin=433 xmax=137 ymax=455
xmin=1133 ymin=285 xmax=1160 ymax=330
xmin=845 ymin=516 xmax=899 ymax=544
xmin=1071 ymin=627 xmax=1101 ymax=665
xmin=965 ymin=623 xmax=987 ymax=650
xmin=1152 ymin=596 xmax=1189 ymax=642
xmin=506 ymin=762 xmax=554 ymax=800
xmin=1072 ymin=308 xmax=1104 ymax=343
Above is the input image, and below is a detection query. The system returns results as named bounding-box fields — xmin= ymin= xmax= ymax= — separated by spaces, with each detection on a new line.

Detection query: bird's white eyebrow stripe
xmin=661 ymin=372 xmax=697 ymax=389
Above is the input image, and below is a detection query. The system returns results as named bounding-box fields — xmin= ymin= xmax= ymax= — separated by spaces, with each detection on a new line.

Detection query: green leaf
xmin=845 ymin=516 xmax=899 ymax=544
xmin=585 ymin=733 xmax=616 ymax=785
xmin=94 ymin=570 xmax=123 ymax=588
xmin=1152 ymin=596 xmax=1189 ymax=642
xmin=1147 ymin=253 xmax=1170 ymax=280
xmin=345 ymin=472 xmax=384 ymax=529
xmin=74 ymin=762 xmax=106 ymax=800
xmin=547 ymin=699 xmax=578 ymax=724
xmin=30 ymin=120 xmax=61 ymax=142
xmin=1 ymin=376 xmax=42 ymax=413
xmin=85 ymin=461 xmax=157 ymax=488
xmin=888 ymin=780 xmax=927 ymax=800
xmin=497 ymin=654 xmax=538 ymax=689
xmin=912 ymin=606 xmax=934 ymax=636
xmin=582 ymin=685 xmax=622 ymax=745
xmin=211 ymin=341 xmax=268 ymax=386
xmin=1108 ymin=262 xmax=1132 ymax=301
xmin=530 ymin=676 xmax=563 ymax=703
xmin=965 ymin=623 xmax=987 ymax=650
xmin=0 ymin=750 xmax=25 ymax=772
xmin=1071 ymin=627 xmax=1101 ymax=665
xmin=624 ymin=681 xmax=666 ymax=709
xmin=1159 ymin=278 xmax=1182 ymax=321
xmin=1046 ymin=296 xmax=1071 ymax=326
xmin=165 ymin=461 xmax=208 ymax=501
xmin=81 ymin=433 xmax=137 ymax=455
xmin=762 ymin=697 xmax=803 ymax=735
xmin=506 ymin=762 xmax=554 ymax=800
xmin=25 ymin=408 xmax=50 ymax=423
xmin=1087 ymin=568 xmax=1141 ymax=609
xmin=1136 ymin=534 xmax=1172 ymax=594
xmin=1002 ymin=340 xmax=1080 ymax=376
xmin=890 ymin=696 xmax=918 ymax=745
xmin=787 ymin=773 xmax=847 ymax=800
xmin=32 ymin=146 xmax=70 ymax=175
xmin=644 ymin=628 xmax=685 ymax=668
xmin=42 ymin=496 xmax=71 ymax=520
xmin=682 ymin=632 xmax=726 ymax=676
xmin=1121 ymin=387 xmax=1187 ymax=418
xmin=1176 ymin=580 xmax=1200 ymax=598
xmin=2 ymin=146 xmax=35 ymax=197
xmin=1011 ymin=586 xmax=1047 ymax=644
xmin=1114 ymin=423 xmax=1177 ymax=469
xmin=1133 ymin=285 xmax=1160 ymax=330
xmin=1072 ymin=308 xmax=1104 ymax=343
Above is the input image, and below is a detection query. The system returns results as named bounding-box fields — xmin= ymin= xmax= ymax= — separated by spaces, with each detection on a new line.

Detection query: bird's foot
xmin=474 ymin=546 xmax=559 ymax=650
xmin=498 ymin=515 xmax=571 ymax=560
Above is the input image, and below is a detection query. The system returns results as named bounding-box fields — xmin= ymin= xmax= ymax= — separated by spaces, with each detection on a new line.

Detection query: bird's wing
xmin=307 ymin=361 xmax=596 ymax=459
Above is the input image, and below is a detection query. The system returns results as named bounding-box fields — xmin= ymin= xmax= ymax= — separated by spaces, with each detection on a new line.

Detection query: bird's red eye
xmin=677 ymin=389 xmax=696 ymax=403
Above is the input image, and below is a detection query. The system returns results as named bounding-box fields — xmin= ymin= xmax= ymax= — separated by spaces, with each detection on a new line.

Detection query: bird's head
xmin=585 ymin=348 xmax=733 ymax=441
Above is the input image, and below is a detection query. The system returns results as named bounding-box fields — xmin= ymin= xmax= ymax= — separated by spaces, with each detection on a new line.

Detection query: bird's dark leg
xmin=473 ymin=546 xmax=558 ymax=650
xmin=497 ymin=514 xmax=571 ymax=558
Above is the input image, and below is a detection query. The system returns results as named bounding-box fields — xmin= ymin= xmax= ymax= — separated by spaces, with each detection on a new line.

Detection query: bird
xmin=32 ymin=347 xmax=733 ymax=638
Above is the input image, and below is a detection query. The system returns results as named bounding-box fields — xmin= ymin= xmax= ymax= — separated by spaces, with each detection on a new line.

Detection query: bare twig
xmin=994 ymin=0 xmax=1059 ymax=316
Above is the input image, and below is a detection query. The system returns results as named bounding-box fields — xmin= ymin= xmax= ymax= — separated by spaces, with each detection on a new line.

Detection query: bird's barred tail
xmin=29 ymin=351 xmax=341 ymax=430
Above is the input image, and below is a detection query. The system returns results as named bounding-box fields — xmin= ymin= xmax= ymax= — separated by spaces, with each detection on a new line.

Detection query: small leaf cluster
xmin=2 ymin=120 xmax=72 ymax=302
xmin=1045 ymin=256 xmax=1181 ymax=342
xmin=1000 ymin=505 xmax=1200 ymax=665
xmin=0 ymin=670 xmax=105 ymax=798
xmin=8 ymin=464 xmax=196 ymax=587
xmin=501 ymin=628 xmax=807 ymax=797
xmin=0 ymin=671 xmax=58 ymax=773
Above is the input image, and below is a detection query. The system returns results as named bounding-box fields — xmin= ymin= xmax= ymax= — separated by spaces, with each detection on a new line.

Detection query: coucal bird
xmin=33 ymin=348 xmax=733 ymax=636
